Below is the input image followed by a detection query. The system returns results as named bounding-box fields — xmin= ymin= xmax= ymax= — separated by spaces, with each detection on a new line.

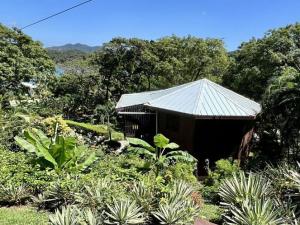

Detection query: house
xmin=116 ymin=79 xmax=261 ymax=172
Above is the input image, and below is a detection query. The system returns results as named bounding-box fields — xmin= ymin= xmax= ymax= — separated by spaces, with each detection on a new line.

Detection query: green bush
xmin=0 ymin=148 xmax=56 ymax=192
xmin=199 ymin=204 xmax=223 ymax=223
xmin=166 ymin=162 xmax=198 ymax=183
xmin=91 ymin=154 xmax=148 ymax=182
xmin=202 ymin=158 xmax=239 ymax=203
xmin=33 ymin=173 xmax=86 ymax=211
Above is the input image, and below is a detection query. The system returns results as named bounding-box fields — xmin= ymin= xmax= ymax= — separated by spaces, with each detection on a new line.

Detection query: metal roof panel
xmin=116 ymin=78 xmax=261 ymax=117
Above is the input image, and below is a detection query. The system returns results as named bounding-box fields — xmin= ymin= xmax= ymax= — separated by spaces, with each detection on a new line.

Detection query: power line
xmin=21 ymin=0 xmax=93 ymax=30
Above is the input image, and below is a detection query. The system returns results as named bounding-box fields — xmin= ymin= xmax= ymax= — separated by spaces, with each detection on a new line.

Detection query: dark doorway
xmin=194 ymin=119 xmax=252 ymax=174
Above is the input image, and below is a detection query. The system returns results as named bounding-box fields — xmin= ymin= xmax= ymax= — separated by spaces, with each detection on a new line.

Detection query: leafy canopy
xmin=0 ymin=24 xmax=55 ymax=96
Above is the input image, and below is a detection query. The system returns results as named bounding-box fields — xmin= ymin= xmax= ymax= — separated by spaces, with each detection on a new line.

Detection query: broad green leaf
xmin=76 ymin=152 xmax=97 ymax=171
xmin=165 ymin=150 xmax=197 ymax=163
xmin=14 ymin=136 xmax=36 ymax=153
xmin=164 ymin=142 xmax=179 ymax=149
xmin=127 ymin=137 xmax=155 ymax=151
xmin=153 ymin=133 xmax=169 ymax=148
xmin=33 ymin=128 xmax=51 ymax=148
xmin=128 ymin=146 xmax=156 ymax=160
xmin=35 ymin=141 xmax=58 ymax=168
xmin=51 ymin=136 xmax=77 ymax=167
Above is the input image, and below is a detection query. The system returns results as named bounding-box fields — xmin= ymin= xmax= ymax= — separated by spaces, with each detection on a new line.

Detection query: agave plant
xmin=224 ymin=198 xmax=283 ymax=225
xmin=152 ymin=180 xmax=200 ymax=225
xmin=131 ymin=181 xmax=154 ymax=213
xmin=219 ymin=171 xmax=284 ymax=225
xmin=152 ymin=200 xmax=187 ymax=225
xmin=219 ymin=171 xmax=273 ymax=207
xmin=76 ymin=178 xmax=112 ymax=209
xmin=0 ymin=183 xmax=30 ymax=205
xmin=152 ymin=197 xmax=199 ymax=225
xmin=104 ymin=199 xmax=146 ymax=225
xmin=49 ymin=205 xmax=78 ymax=225
xmin=285 ymin=162 xmax=300 ymax=189
xmin=128 ymin=134 xmax=196 ymax=174
xmin=78 ymin=208 xmax=103 ymax=225
xmin=15 ymin=128 xmax=96 ymax=172
xmin=170 ymin=180 xmax=195 ymax=201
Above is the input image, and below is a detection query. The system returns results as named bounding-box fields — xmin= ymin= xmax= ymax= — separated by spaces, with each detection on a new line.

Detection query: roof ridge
xmin=192 ymin=79 xmax=205 ymax=115
xmin=145 ymin=80 xmax=202 ymax=105
xmin=206 ymin=81 xmax=253 ymax=115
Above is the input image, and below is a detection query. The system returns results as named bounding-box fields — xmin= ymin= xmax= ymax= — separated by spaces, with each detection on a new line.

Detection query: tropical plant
xmin=127 ymin=134 xmax=196 ymax=174
xmin=131 ymin=181 xmax=154 ymax=213
xmin=0 ymin=183 xmax=30 ymax=206
xmin=104 ymin=199 xmax=146 ymax=225
xmin=224 ymin=199 xmax=283 ymax=225
xmin=202 ymin=158 xmax=239 ymax=203
xmin=219 ymin=171 xmax=273 ymax=206
xmin=49 ymin=205 xmax=78 ymax=225
xmin=78 ymin=208 xmax=103 ymax=225
xmin=152 ymin=180 xmax=200 ymax=225
xmin=33 ymin=174 xmax=82 ymax=210
xmin=219 ymin=171 xmax=283 ymax=225
xmin=15 ymin=128 xmax=96 ymax=172
xmin=76 ymin=178 xmax=112 ymax=209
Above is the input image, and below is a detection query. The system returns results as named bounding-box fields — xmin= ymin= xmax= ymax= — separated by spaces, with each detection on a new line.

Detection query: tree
xmin=91 ymin=36 xmax=229 ymax=101
xmin=0 ymin=24 xmax=55 ymax=96
xmin=223 ymin=23 xmax=300 ymax=101
xmin=52 ymin=57 xmax=105 ymax=119
xmin=153 ymin=36 xmax=229 ymax=88
xmin=253 ymin=67 xmax=300 ymax=163
xmin=91 ymin=38 xmax=158 ymax=101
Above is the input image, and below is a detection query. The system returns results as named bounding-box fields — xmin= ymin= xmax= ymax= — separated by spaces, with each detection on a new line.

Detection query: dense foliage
xmin=0 ymin=22 xmax=300 ymax=224
xmin=0 ymin=24 xmax=55 ymax=96
xmin=223 ymin=23 xmax=300 ymax=101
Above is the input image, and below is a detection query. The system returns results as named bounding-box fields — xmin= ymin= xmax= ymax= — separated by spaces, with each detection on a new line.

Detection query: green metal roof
xmin=116 ymin=79 xmax=261 ymax=118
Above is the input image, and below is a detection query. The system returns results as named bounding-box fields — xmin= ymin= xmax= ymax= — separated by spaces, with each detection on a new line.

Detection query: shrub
xmin=202 ymin=158 xmax=239 ymax=203
xmin=91 ymin=154 xmax=147 ymax=182
xmin=0 ymin=147 xmax=56 ymax=192
xmin=199 ymin=204 xmax=222 ymax=223
xmin=166 ymin=162 xmax=198 ymax=183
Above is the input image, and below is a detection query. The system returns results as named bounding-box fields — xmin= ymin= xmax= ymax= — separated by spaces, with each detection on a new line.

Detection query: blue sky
xmin=1 ymin=0 xmax=300 ymax=50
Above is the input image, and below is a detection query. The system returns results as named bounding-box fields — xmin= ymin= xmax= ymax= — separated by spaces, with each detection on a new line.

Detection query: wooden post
xmin=155 ymin=111 xmax=158 ymax=134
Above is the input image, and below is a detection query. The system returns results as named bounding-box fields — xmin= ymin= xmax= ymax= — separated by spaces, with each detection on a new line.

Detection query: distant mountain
xmin=47 ymin=43 xmax=99 ymax=53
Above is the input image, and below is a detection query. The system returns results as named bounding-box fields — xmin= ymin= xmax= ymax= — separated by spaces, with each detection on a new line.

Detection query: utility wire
xmin=21 ymin=0 xmax=93 ymax=30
